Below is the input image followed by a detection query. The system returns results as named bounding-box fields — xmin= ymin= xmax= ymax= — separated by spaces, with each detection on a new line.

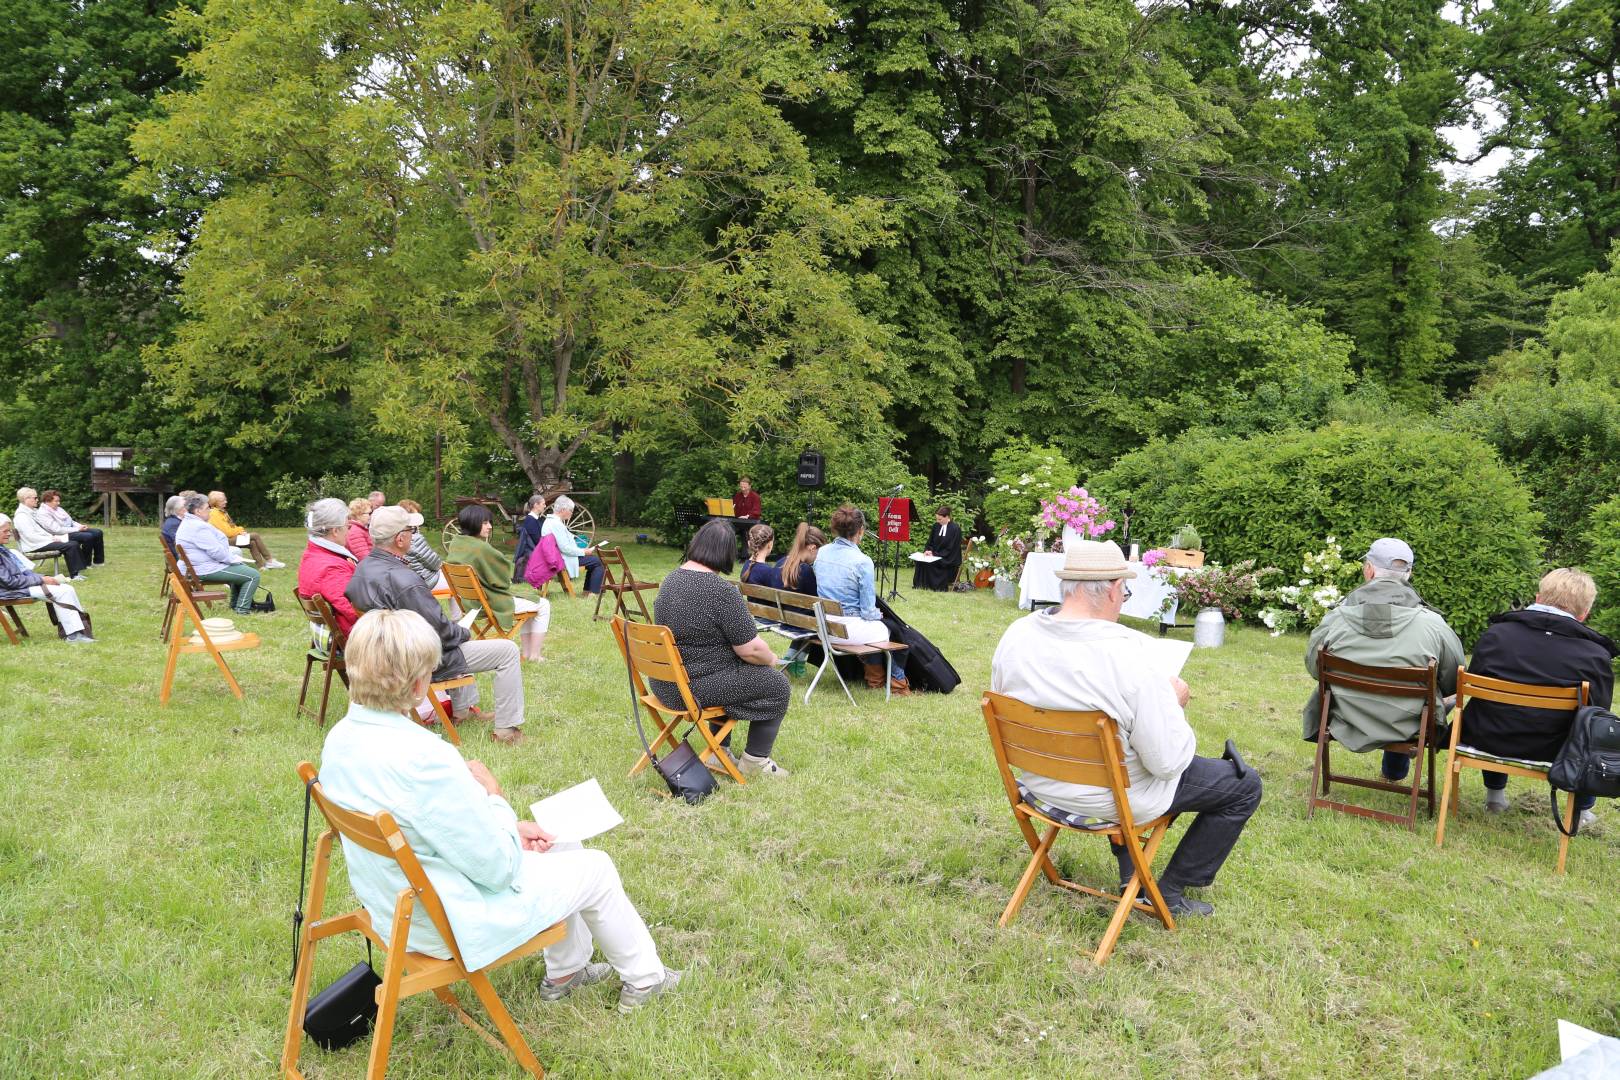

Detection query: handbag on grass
xmin=624 ymin=647 xmax=715 ymax=805
xmin=252 ymin=588 xmax=276 ymax=613
xmin=292 ymin=777 xmax=379 ymax=1051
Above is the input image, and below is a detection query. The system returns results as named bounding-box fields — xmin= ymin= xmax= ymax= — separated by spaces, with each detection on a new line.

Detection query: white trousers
xmin=832 ymin=615 xmax=889 ymax=646
xmin=29 ymin=584 xmax=84 ymax=636
xmin=513 ymin=595 xmax=550 ymax=636
xmin=536 ymin=842 xmax=664 ymax=986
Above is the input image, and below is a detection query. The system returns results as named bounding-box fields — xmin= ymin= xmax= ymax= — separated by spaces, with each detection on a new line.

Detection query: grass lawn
xmin=2 ymin=526 xmax=1615 ymax=1078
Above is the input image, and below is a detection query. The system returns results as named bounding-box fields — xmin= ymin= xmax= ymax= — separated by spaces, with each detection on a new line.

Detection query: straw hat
xmin=1054 ymin=539 xmax=1137 ymax=581
xmin=190 ymin=617 xmax=244 ymax=645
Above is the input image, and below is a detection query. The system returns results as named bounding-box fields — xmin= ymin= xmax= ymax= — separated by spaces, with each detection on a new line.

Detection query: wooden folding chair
xmin=611 ymin=616 xmax=743 ymax=785
xmin=158 ymin=536 xmax=173 ymax=599
xmin=949 ymin=538 xmax=972 ymax=588
xmin=442 ymin=564 xmax=537 ymax=642
xmin=0 ymin=597 xmax=36 ymax=645
xmin=537 ymin=565 xmax=576 ymax=599
xmin=283 ymin=761 xmax=567 ymax=1080
xmin=1308 ymin=651 xmax=1440 ymax=830
xmin=592 ymin=544 xmax=658 ymax=623
xmin=161 ymin=541 xmax=229 ymax=642
xmin=982 ymin=691 xmax=1179 ymax=965
xmin=426 ymin=674 xmax=476 ymax=747
xmin=295 ymin=592 xmax=350 ymax=727
xmin=1435 ymin=667 xmax=1589 ymax=874
xmin=159 ymin=571 xmax=260 ymax=704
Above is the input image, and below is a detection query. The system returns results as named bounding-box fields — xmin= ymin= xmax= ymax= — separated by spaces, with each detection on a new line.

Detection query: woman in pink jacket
xmin=345 ymin=498 xmax=374 ymax=562
xmin=299 ymin=498 xmax=362 ymax=636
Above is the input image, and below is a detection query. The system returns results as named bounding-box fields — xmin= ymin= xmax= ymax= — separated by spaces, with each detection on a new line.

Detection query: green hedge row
xmin=1096 ymin=423 xmax=1543 ymax=643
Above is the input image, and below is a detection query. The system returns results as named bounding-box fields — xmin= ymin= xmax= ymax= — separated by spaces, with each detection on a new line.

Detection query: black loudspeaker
xmin=796 ymin=449 xmax=825 ymax=488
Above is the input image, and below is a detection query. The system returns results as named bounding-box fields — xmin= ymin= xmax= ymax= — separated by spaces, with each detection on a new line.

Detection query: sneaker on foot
xmin=65 ymin=631 xmax=95 ymax=644
xmin=739 ymin=753 xmax=789 ymax=778
xmin=539 ymin=962 xmax=613 ymax=1002
xmin=619 ymin=968 xmax=682 ymax=1013
xmin=1484 ymin=789 xmax=1509 ymax=814
xmin=1161 ymin=891 xmax=1214 ymax=917
xmin=1579 ymin=809 xmax=1598 ymax=830
xmin=70 ymin=574 xmax=88 ymax=582
xmin=263 ymin=559 xmax=286 ymax=570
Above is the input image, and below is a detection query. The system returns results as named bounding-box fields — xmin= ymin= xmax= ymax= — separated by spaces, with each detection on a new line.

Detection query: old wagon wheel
xmin=441 ymin=517 xmax=461 ymax=549
xmin=569 ymin=503 xmax=596 ymax=541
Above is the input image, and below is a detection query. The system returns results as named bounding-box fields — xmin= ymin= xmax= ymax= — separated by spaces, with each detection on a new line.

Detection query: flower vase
xmin=1062 ymin=524 xmax=1083 ymax=552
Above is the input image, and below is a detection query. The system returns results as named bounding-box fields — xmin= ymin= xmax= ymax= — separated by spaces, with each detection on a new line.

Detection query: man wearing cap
xmin=346 ymin=505 xmax=527 ymax=745
xmin=991 ymin=540 xmax=1263 ymax=917
xmin=1301 ymin=537 xmax=1465 ymax=785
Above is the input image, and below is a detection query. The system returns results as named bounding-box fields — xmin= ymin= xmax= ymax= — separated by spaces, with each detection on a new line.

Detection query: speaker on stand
xmin=797 ymin=449 xmax=825 ymax=523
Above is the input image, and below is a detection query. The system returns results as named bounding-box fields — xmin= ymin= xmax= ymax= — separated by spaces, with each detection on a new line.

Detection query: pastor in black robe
xmin=912 ymin=517 xmax=963 ymax=591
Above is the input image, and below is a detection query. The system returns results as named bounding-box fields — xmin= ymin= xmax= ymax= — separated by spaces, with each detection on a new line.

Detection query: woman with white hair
xmin=12 ymin=487 xmax=87 ymax=579
xmin=541 ymin=495 xmax=604 ymax=593
xmin=0 ymin=513 xmax=94 ymax=643
xmin=317 ymin=609 xmax=682 ymax=1012
xmin=296 ymin=497 xmax=361 ymax=636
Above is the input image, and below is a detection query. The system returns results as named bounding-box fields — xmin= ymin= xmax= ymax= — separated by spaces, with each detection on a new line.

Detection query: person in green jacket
xmin=1301 ymin=538 xmax=1465 ymax=783
xmin=446 ymin=504 xmax=550 ymax=662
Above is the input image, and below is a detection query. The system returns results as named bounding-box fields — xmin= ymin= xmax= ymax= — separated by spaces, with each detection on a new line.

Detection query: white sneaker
xmin=1579 ymin=809 xmax=1598 ymax=830
xmin=618 ymin=968 xmax=682 ymax=1013
xmin=263 ymin=559 xmax=286 ymax=570
xmin=739 ymin=753 xmax=789 ymax=778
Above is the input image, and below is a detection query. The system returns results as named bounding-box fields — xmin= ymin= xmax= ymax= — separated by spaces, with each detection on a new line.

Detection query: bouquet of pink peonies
xmin=1036 ymin=487 xmax=1117 ymax=541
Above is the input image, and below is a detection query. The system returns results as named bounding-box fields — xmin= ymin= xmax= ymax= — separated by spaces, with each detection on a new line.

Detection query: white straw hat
xmin=1054 ymin=540 xmax=1137 ymax=581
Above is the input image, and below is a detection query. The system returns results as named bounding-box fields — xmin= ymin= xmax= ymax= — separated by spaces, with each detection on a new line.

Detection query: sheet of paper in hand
xmin=529 ymin=778 xmax=624 ymax=844
xmin=236 ymin=534 xmax=251 ymax=547
xmin=908 ymin=552 xmax=941 ymax=563
xmin=457 ymin=606 xmax=480 ymax=630
xmin=1141 ymin=638 xmax=1193 ymax=682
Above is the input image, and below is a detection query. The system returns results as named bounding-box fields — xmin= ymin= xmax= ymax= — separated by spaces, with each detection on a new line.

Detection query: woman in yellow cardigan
xmin=206 ymin=490 xmax=283 ymax=569
xmin=445 ymin=503 xmax=550 ymax=661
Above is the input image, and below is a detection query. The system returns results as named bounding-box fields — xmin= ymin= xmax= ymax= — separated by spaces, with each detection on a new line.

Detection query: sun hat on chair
xmin=1054 ymin=540 xmax=1138 ymax=581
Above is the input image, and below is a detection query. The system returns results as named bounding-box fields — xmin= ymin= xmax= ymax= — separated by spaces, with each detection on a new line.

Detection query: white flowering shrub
xmin=1254 ymin=537 xmax=1361 ymax=636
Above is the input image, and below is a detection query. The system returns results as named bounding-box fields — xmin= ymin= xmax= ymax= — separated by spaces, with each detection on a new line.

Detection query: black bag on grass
xmin=876 ymin=597 xmax=960 ymax=694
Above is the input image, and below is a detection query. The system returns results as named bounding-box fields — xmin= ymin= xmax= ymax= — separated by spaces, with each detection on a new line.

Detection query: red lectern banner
xmin=878 ymin=497 xmax=912 ymax=542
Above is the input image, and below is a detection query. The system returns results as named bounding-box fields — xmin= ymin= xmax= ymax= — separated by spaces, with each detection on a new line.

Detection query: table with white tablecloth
xmin=1016 ymin=554 xmax=1181 ymax=626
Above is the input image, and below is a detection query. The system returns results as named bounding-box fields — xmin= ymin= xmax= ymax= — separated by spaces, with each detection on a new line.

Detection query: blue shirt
xmin=160 ymin=514 xmax=182 ymax=552
xmin=174 ymin=514 xmax=236 ymax=575
xmin=815 ymin=536 xmax=879 ymax=621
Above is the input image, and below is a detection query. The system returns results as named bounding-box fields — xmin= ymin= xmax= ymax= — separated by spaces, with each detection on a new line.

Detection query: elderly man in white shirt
xmin=990 ymin=540 xmax=1262 ymax=916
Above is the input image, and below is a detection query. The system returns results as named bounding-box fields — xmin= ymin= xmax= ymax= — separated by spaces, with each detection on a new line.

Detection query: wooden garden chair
xmin=283 ymin=761 xmax=567 ymax=1080
xmin=949 ymin=538 xmax=972 ymax=588
xmin=294 ymin=592 xmax=349 ymax=727
xmin=1435 ymin=667 xmax=1589 ymax=874
xmin=0 ymin=596 xmax=37 ymax=646
xmin=442 ymin=563 xmax=537 ymax=642
xmin=162 ymin=541 xmax=229 ymax=642
xmin=592 ymin=544 xmax=658 ymax=623
xmin=425 ymin=674 xmax=476 ymax=747
xmin=159 ymin=570 xmax=259 ymax=704
xmin=1308 ymin=651 xmax=1440 ymax=830
xmin=981 ymin=691 xmax=1179 ymax=966
xmin=611 ymin=616 xmax=744 ymax=786
xmin=537 ymin=565 xmax=575 ymax=599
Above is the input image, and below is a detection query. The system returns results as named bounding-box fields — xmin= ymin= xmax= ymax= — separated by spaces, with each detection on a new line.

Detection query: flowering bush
xmin=1254 ymin=538 xmax=1361 ymax=636
xmin=988 ymin=530 xmax=1032 ymax=581
xmin=1164 ymin=559 xmax=1276 ymax=621
xmin=1141 ymin=548 xmax=1167 ymax=569
xmin=983 ymin=440 xmax=1076 ymax=537
xmin=1036 ymin=486 xmax=1117 ymax=543
xmin=965 ymin=535 xmax=994 ymax=580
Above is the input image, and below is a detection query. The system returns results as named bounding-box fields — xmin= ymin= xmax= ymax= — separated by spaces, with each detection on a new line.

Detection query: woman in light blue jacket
xmin=317 ymin=609 xmax=681 ymax=1012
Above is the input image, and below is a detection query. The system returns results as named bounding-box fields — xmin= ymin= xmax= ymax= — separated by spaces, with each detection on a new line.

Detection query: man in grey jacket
xmin=346 ymin=506 xmax=525 ymax=745
xmin=1302 ymin=537 xmax=1464 ymax=782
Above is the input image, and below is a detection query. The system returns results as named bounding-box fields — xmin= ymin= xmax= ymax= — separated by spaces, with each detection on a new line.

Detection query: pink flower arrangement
xmin=1141 ymin=548 xmax=1167 ymax=568
xmin=1037 ymin=486 xmax=1117 ymax=538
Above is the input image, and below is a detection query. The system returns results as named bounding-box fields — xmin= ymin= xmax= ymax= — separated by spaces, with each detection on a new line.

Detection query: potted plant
xmin=965 ymin=536 xmax=995 ymax=588
xmin=1164 ymin=523 xmax=1205 ymax=569
xmin=990 ymin=531 xmax=1030 ymax=600
xmin=1036 ymin=487 xmax=1118 ymax=553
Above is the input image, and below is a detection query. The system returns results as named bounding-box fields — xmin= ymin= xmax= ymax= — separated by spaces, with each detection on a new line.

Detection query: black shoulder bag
xmin=291 ymin=776 xmax=380 ymax=1051
xmin=1547 ymin=704 xmax=1620 ymax=836
xmin=625 ymin=654 xmax=715 ymax=805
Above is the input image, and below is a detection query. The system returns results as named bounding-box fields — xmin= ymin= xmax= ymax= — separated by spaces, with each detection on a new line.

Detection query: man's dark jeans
xmin=1113 ymin=755 xmax=1263 ymax=894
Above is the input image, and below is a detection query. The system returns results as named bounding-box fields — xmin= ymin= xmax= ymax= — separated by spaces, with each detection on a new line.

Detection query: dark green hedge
xmin=1096 ymin=423 xmax=1543 ymax=643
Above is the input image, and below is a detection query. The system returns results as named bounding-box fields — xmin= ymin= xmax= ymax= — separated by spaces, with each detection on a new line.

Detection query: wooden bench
xmin=737 ymin=581 xmax=907 ymax=704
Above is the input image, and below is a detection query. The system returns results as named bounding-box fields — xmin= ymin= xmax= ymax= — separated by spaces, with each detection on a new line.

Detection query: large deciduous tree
xmin=134 ymin=0 xmax=892 ymax=489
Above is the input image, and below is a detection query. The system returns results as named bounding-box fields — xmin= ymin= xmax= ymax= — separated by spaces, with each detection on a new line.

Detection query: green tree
xmin=134 ymin=0 xmax=895 ymax=490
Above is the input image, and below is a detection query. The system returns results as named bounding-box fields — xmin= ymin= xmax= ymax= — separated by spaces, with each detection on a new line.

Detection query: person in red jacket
xmin=298 ymin=498 xmax=362 ymax=636
xmin=731 ymin=476 xmax=762 ymax=521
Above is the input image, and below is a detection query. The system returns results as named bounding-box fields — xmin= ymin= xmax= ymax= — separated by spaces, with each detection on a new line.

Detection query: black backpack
xmin=1547 ymin=704 xmax=1620 ymax=835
